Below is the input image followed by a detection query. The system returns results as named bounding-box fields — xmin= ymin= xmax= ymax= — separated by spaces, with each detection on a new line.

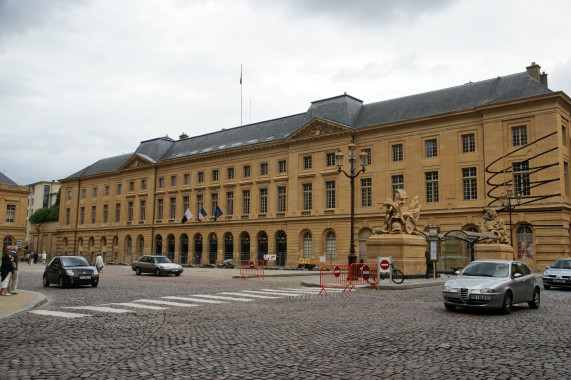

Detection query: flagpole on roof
xmin=240 ymin=64 xmax=243 ymax=126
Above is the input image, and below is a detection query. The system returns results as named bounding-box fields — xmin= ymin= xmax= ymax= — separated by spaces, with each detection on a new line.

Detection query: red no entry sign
xmin=362 ymin=265 xmax=370 ymax=280
xmin=380 ymin=259 xmax=390 ymax=271
xmin=334 ymin=265 xmax=341 ymax=277
xmin=249 ymin=261 xmax=255 ymax=269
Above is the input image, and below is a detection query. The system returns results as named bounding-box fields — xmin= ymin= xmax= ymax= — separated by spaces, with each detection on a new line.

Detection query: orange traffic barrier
xmin=240 ymin=260 xmax=265 ymax=279
xmin=319 ymin=264 xmax=354 ymax=295
xmin=349 ymin=263 xmax=379 ymax=291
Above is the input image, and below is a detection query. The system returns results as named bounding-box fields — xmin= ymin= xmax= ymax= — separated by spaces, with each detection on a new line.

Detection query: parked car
xmin=442 ymin=259 xmax=540 ymax=314
xmin=132 ymin=255 xmax=183 ymax=276
xmin=542 ymin=258 xmax=571 ymax=290
xmin=43 ymin=256 xmax=99 ymax=288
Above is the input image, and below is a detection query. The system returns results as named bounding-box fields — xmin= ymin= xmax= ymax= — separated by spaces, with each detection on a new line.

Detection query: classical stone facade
xmin=56 ymin=63 xmax=571 ymax=272
xmin=0 ymin=173 xmax=29 ymax=251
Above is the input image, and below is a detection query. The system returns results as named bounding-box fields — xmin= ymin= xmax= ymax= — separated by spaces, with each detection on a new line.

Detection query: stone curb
xmin=0 ymin=290 xmax=48 ymax=320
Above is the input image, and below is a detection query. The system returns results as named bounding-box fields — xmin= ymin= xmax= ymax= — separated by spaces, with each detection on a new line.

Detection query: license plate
xmin=554 ymin=279 xmax=566 ymax=283
xmin=79 ymin=276 xmax=91 ymax=280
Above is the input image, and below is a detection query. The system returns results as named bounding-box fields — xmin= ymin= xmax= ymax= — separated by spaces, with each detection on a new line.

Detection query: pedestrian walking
xmin=8 ymin=246 xmax=19 ymax=295
xmin=1 ymin=247 xmax=14 ymax=296
xmin=95 ymin=253 xmax=104 ymax=272
xmin=41 ymin=251 xmax=47 ymax=264
xmin=28 ymin=251 xmax=33 ymax=265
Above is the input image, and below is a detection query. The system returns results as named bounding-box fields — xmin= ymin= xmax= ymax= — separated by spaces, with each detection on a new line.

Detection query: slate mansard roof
xmin=65 ymin=70 xmax=554 ymax=180
xmin=0 ymin=172 xmax=17 ymax=185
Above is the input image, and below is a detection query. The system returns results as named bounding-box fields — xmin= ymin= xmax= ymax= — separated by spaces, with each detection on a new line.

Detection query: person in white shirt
xmin=95 ymin=253 xmax=104 ymax=272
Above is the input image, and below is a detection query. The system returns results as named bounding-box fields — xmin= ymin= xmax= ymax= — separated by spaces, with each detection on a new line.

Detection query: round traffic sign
xmin=380 ymin=259 xmax=390 ymax=271
xmin=334 ymin=265 xmax=341 ymax=277
xmin=362 ymin=264 xmax=370 ymax=280
xmin=249 ymin=261 xmax=255 ymax=269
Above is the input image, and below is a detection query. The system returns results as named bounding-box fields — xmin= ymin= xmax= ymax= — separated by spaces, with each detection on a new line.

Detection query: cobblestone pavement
xmin=1 ymin=265 xmax=570 ymax=379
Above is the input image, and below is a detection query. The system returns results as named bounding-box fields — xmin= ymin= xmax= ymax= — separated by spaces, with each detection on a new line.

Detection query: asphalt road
xmin=1 ymin=265 xmax=570 ymax=379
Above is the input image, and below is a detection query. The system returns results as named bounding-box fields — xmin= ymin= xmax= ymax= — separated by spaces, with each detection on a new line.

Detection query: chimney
xmin=179 ymin=132 xmax=188 ymax=140
xmin=540 ymin=71 xmax=548 ymax=87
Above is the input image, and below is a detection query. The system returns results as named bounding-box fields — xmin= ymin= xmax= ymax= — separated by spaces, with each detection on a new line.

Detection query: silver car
xmin=542 ymin=258 xmax=571 ymax=290
xmin=442 ymin=260 xmax=540 ymax=314
xmin=132 ymin=255 xmax=183 ymax=276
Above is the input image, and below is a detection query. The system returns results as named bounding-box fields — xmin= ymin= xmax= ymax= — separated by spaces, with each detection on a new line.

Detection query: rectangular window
xmin=171 ymin=175 xmax=177 ymax=187
xmin=67 ymin=190 xmax=72 ymax=201
xmin=141 ymin=179 xmax=147 ymax=190
xmin=425 ymin=139 xmax=438 ymax=158
xmin=278 ymin=186 xmax=287 ymax=212
xmin=278 ymin=160 xmax=287 ymax=173
xmin=563 ymin=124 xmax=568 ymax=146
xmin=462 ymin=167 xmax=478 ymax=200
xmin=197 ymin=194 xmax=203 ymax=214
xmin=128 ymin=202 xmax=134 ymax=221
xmin=65 ymin=208 xmax=71 ymax=225
xmin=243 ymin=165 xmax=251 ymax=178
xmin=159 ymin=177 xmax=165 ymax=188
xmin=260 ymin=189 xmax=268 ymax=213
xmin=513 ymin=161 xmax=530 ymax=196
xmin=116 ymin=184 xmax=122 ymax=196
xmin=183 ymin=196 xmax=190 ymax=215
xmin=5 ymin=205 xmax=15 ymax=223
xmin=303 ymin=183 xmax=312 ymax=210
xmin=184 ymin=173 xmax=190 ymax=185
xmin=81 ymin=189 xmax=86 ymax=199
xmin=226 ymin=192 xmax=234 ymax=215
xmin=303 ymin=156 xmax=312 ymax=170
xmin=325 ymin=181 xmax=335 ymax=209
xmin=140 ymin=200 xmax=146 ymax=221
xmin=425 ymin=171 xmax=439 ymax=203
xmin=392 ymin=144 xmax=403 ymax=162
xmin=326 ymin=153 xmax=336 ymax=167
xmin=103 ymin=205 xmax=108 ymax=223
xmin=157 ymin=199 xmax=164 ymax=219
xmin=211 ymin=193 xmax=218 ymax=215
xmin=212 ymin=170 xmax=219 ymax=182
xmin=392 ymin=175 xmax=404 ymax=200
xmin=115 ymin=204 xmax=121 ymax=222
xmin=227 ymin=167 xmax=234 ymax=180
xmin=512 ymin=126 xmax=528 ymax=147
xmin=198 ymin=172 xmax=204 ymax=184
xmin=80 ymin=207 xmax=85 ymax=224
xmin=565 ymin=162 xmax=570 ymax=197
xmin=259 ymin=162 xmax=268 ymax=176
xmin=91 ymin=206 xmax=96 ymax=224
xmin=104 ymin=186 xmax=110 ymax=197
xmin=43 ymin=185 xmax=50 ymax=207
xmin=93 ymin=187 xmax=98 ymax=198
xmin=129 ymin=181 xmax=135 ymax=192
xmin=242 ymin=190 xmax=250 ymax=214
xmin=361 ymin=178 xmax=372 ymax=207
xmin=362 ymin=148 xmax=372 ymax=165
xmin=462 ymin=133 xmax=475 ymax=153
xmin=169 ymin=198 xmax=176 ymax=219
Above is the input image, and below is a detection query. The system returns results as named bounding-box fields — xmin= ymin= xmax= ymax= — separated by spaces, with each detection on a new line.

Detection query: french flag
xmin=198 ymin=207 xmax=207 ymax=223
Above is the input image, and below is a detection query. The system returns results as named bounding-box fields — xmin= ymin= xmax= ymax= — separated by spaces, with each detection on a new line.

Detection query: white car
xmin=132 ymin=255 xmax=183 ymax=276
xmin=542 ymin=258 xmax=571 ymax=290
xmin=442 ymin=260 xmax=540 ymax=314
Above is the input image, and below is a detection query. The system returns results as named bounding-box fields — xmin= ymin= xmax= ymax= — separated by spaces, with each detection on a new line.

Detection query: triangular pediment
xmin=119 ymin=154 xmax=154 ymax=171
xmin=286 ymin=118 xmax=353 ymax=142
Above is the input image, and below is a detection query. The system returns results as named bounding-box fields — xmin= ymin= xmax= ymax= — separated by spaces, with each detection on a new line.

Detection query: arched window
xmin=303 ymin=232 xmax=312 ymax=258
xmin=137 ymin=235 xmax=144 ymax=255
xmin=516 ymin=225 xmax=534 ymax=259
xmin=326 ymin=231 xmax=336 ymax=260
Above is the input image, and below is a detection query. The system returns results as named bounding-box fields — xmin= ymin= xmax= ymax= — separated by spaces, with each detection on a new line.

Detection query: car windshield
xmin=551 ymin=259 xmax=571 ymax=269
xmin=61 ymin=257 xmax=91 ymax=267
xmin=462 ymin=262 xmax=509 ymax=278
xmin=154 ymin=256 xmax=173 ymax=264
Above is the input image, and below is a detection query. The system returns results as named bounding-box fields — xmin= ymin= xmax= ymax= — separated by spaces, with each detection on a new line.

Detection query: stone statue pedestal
xmin=366 ymin=233 xmax=427 ymax=276
xmin=474 ymin=243 xmax=513 ymax=261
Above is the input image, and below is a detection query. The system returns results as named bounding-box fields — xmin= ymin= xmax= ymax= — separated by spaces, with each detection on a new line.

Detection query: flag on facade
xmin=198 ymin=207 xmax=208 ymax=223
xmin=214 ymin=206 xmax=223 ymax=221
xmin=240 ymin=69 xmax=242 ymax=85
xmin=181 ymin=208 xmax=193 ymax=223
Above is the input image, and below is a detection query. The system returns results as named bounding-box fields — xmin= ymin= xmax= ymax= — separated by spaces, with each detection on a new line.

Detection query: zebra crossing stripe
xmin=191 ymin=294 xmax=253 ymax=302
xmin=163 ymin=296 xmax=227 ymax=304
xmin=219 ymin=292 xmax=283 ymax=299
xmin=63 ymin=306 xmax=134 ymax=313
xmin=132 ymin=299 xmax=199 ymax=307
xmin=242 ymin=290 xmax=306 ymax=296
xmin=258 ymin=288 xmax=313 ymax=295
xmin=29 ymin=310 xmax=92 ymax=318
xmin=110 ymin=302 xmax=168 ymax=310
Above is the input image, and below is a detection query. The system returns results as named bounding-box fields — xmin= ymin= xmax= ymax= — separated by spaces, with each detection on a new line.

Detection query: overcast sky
xmin=2 ymin=0 xmax=571 ymax=185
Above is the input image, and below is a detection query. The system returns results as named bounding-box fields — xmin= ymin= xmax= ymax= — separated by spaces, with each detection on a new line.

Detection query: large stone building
xmin=0 ymin=172 xmax=29 ymax=251
xmin=57 ymin=63 xmax=571 ymax=271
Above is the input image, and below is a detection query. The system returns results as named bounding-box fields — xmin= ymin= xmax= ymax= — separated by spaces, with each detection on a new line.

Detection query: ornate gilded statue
xmin=377 ymin=189 xmax=421 ymax=235
xmin=478 ymin=208 xmax=509 ymax=244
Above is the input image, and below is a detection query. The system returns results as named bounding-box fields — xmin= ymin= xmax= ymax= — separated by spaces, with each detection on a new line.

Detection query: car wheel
xmin=501 ymin=291 xmax=513 ymax=314
xmin=175 ymin=273 xmax=181 ymax=277
xmin=135 ymin=267 xmax=141 ymax=276
xmin=91 ymin=282 xmax=98 ymax=288
xmin=155 ymin=268 xmax=161 ymax=276
xmin=444 ymin=304 xmax=456 ymax=311
xmin=43 ymin=275 xmax=50 ymax=287
xmin=528 ymin=287 xmax=540 ymax=309
xmin=543 ymin=284 xmax=550 ymax=290
xmin=59 ymin=276 xmax=66 ymax=289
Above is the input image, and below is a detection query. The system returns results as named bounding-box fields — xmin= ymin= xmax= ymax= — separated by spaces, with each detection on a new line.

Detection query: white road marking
xmin=219 ymin=292 xmax=283 ymax=299
xmin=29 ymin=310 xmax=92 ymax=318
xmin=242 ymin=290 xmax=305 ymax=296
xmin=132 ymin=299 xmax=199 ymax=307
xmin=163 ymin=296 xmax=227 ymax=304
xmin=109 ymin=302 xmax=168 ymax=310
xmin=63 ymin=306 xmax=134 ymax=313
xmin=191 ymin=294 xmax=253 ymax=302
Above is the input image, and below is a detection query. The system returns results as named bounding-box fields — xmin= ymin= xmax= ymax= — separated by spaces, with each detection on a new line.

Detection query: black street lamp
xmin=336 ymin=143 xmax=369 ymax=266
xmin=499 ymin=186 xmax=521 ymax=259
